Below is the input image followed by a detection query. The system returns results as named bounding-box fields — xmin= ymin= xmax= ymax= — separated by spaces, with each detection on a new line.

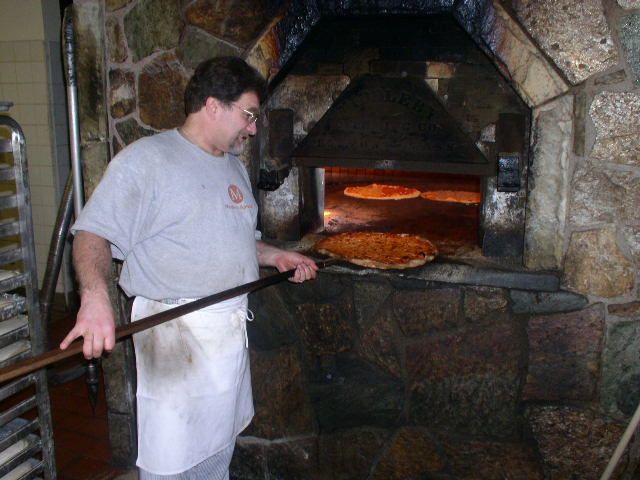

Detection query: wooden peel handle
xmin=0 ymin=258 xmax=337 ymax=384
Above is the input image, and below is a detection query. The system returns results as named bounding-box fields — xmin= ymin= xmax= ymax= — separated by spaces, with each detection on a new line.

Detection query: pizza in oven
xmin=314 ymin=232 xmax=437 ymax=269
xmin=344 ymin=184 xmax=421 ymax=200
xmin=420 ymin=190 xmax=481 ymax=204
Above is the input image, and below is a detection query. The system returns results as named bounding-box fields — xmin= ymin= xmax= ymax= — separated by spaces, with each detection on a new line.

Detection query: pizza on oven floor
xmin=344 ymin=183 xmax=421 ymax=200
xmin=314 ymin=231 xmax=438 ymax=269
xmin=420 ymin=190 xmax=481 ymax=204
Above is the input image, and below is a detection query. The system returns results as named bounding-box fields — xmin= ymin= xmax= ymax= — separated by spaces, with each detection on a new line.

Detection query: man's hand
xmin=60 ymin=290 xmax=116 ymax=359
xmin=273 ymin=250 xmax=319 ymax=283
xmin=256 ymin=241 xmax=318 ymax=283
xmin=60 ymin=231 xmax=117 ymax=358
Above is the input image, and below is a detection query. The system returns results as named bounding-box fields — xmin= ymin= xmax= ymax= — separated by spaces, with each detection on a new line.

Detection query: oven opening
xmin=321 ymin=167 xmax=482 ymax=257
xmin=263 ymin=14 xmax=531 ymax=263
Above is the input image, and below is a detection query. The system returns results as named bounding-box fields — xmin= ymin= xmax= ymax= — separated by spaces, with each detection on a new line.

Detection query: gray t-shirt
xmin=72 ymin=129 xmax=260 ymax=300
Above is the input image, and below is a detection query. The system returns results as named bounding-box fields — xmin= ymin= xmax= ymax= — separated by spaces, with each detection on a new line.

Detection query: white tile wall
xmin=13 ymin=43 xmax=31 ymax=62
xmin=0 ymin=43 xmax=15 ymax=62
xmin=14 ymin=63 xmax=32 ymax=83
xmin=28 ymin=41 xmax=45 ymax=63
xmin=0 ymin=1 xmax=46 ymax=42
xmin=0 ymin=63 xmax=17 ymax=83
xmin=0 ymin=1 xmax=71 ymax=295
xmin=1 ymin=39 xmax=60 ymax=289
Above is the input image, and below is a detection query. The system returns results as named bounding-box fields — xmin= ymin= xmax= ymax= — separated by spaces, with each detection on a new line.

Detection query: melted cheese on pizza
xmin=315 ymin=232 xmax=437 ymax=269
xmin=420 ymin=190 xmax=481 ymax=204
xmin=344 ymin=184 xmax=421 ymax=200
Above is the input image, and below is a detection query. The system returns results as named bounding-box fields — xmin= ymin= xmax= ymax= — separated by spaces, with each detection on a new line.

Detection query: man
xmin=60 ymin=57 xmax=318 ymax=479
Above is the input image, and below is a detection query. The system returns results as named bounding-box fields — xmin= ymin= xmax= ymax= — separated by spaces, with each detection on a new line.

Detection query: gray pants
xmin=139 ymin=444 xmax=234 ymax=480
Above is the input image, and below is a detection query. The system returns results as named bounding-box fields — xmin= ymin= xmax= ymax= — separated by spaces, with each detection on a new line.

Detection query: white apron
xmin=132 ymin=295 xmax=254 ymax=475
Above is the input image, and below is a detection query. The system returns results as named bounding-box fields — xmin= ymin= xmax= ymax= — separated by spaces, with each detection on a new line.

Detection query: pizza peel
xmin=0 ymin=259 xmax=337 ymax=385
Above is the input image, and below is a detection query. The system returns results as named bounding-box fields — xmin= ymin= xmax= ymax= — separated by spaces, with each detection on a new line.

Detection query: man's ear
xmin=205 ymin=97 xmax=220 ymax=117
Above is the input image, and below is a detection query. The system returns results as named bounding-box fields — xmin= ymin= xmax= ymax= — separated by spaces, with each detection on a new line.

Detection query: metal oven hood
xmin=291 ymin=75 xmax=491 ymax=176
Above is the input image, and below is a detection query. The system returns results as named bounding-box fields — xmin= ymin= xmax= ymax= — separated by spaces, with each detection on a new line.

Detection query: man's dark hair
xmin=184 ymin=56 xmax=267 ymax=115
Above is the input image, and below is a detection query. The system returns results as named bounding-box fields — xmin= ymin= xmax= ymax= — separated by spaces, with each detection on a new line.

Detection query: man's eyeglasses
xmin=232 ymin=104 xmax=259 ymax=125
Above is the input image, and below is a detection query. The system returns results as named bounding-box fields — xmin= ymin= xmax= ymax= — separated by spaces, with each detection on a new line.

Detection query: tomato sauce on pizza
xmin=344 ymin=184 xmax=421 ymax=200
xmin=314 ymin=232 xmax=437 ymax=269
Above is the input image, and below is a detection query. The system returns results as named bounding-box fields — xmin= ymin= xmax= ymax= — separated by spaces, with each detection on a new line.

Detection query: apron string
xmin=243 ymin=309 xmax=254 ymax=348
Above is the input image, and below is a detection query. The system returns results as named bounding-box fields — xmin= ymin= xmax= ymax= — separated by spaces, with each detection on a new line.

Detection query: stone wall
xmin=242 ymin=271 xmax=630 ymax=478
xmin=72 ymin=0 xmax=640 ymax=478
xmin=507 ymin=2 xmax=640 ymax=447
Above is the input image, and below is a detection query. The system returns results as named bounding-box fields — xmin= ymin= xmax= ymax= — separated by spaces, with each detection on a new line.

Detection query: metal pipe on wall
xmin=63 ymin=6 xmax=84 ymax=216
xmin=39 ymin=7 xmax=82 ymax=329
xmin=39 ymin=175 xmax=74 ymax=331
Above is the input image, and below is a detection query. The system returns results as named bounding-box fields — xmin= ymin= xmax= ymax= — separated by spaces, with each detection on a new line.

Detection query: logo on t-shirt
xmin=228 ymin=184 xmax=244 ymax=204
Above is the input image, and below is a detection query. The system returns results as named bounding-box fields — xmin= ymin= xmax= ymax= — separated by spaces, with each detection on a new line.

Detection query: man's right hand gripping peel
xmin=59 ymin=290 xmax=116 ymax=359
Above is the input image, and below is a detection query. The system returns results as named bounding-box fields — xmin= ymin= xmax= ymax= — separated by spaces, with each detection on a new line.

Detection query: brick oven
xmin=259 ymin=15 xmax=530 ymax=261
xmin=76 ymin=0 xmax=640 ymax=478
xmin=242 ymin=11 xmax=567 ymax=479
xmin=239 ymin=5 xmax=637 ymax=480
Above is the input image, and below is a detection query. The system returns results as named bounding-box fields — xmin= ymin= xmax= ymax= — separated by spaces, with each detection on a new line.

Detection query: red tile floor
xmin=48 ymin=300 xmax=136 ymax=480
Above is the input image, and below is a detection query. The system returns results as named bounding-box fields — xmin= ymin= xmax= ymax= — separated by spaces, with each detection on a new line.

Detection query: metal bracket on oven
xmin=257 ymin=167 xmax=290 ymax=191
xmin=497 ymin=152 xmax=520 ymax=192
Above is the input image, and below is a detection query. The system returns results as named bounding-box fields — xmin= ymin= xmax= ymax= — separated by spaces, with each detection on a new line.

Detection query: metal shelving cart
xmin=0 ymin=103 xmax=56 ymax=479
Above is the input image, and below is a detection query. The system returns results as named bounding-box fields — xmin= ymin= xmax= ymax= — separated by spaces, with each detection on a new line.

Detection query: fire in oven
xmin=321 ymin=167 xmax=482 ymax=257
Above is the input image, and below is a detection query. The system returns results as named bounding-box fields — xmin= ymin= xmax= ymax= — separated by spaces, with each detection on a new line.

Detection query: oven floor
xmin=324 ymin=179 xmax=481 ymax=256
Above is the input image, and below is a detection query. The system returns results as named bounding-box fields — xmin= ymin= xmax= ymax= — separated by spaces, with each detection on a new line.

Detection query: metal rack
xmin=0 ymin=108 xmax=56 ymax=479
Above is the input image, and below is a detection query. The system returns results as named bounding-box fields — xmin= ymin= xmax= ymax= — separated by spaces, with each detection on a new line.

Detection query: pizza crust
xmin=344 ymin=183 xmax=421 ymax=200
xmin=314 ymin=232 xmax=438 ymax=270
xmin=420 ymin=190 xmax=481 ymax=204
